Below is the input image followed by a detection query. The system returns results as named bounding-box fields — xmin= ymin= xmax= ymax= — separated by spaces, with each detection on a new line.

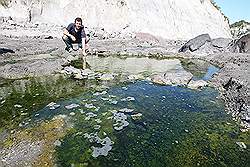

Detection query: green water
xmin=0 ymin=56 xmax=249 ymax=167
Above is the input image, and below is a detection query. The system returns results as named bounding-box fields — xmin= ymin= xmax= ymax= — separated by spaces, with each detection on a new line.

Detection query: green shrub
xmin=0 ymin=0 xmax=10 ymax=7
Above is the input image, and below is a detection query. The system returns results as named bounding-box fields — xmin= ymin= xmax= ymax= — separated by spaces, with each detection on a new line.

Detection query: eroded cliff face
xmin=0 ymin=0 xmax=231 ymax=39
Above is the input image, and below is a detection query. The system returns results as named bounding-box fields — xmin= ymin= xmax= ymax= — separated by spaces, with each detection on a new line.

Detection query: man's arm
xmin=63 ymin=28 xmax=76 ymax=41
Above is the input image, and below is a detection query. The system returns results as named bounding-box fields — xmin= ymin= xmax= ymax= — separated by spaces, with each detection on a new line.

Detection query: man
xmin=62 ymin=17 xmax=89 ymax=55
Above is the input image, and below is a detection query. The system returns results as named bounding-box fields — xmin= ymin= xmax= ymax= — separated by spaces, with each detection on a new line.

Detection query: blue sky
xmin=214 ymin=0 xmax=250 ymax=23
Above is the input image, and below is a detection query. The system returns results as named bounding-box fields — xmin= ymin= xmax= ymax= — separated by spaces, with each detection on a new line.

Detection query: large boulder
xmin=179 ymin=34 xmax=211 ymax=52
xmin=211 ymin=38 xmax=232 ymax=48
xmin=231 ymin=34 xmax=250 ymax=53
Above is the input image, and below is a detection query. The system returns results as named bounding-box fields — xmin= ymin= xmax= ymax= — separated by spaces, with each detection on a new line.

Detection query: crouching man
xmin=62 ymin=17 xmax=89 ymax=68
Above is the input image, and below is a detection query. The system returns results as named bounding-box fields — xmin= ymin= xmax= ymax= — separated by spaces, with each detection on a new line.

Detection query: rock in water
xmin=0 ymin=0 xmax=231 ymax=39
xmin=152 ymin=70 xmax=193 ymax=86
xmin=188 ymin=80 xmax=208 ymax=89
xmin=131 ymin=113 xmax=143 ymax=120
xmin=236 ymin=142 xmax=247 ymax=150
xmin=65 ymin=103 xmax=80 ymax=110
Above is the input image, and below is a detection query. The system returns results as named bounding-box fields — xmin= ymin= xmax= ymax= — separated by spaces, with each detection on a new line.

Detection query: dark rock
xmin=179 ymin=34 xmax=211 ymax=52
xmin=231 ymin=34 xmax=250 ymax=53
xmin=44 ymin=36 xmax=53 ymax=39
xmin=0 ymin=48 xmax=15 ymax=54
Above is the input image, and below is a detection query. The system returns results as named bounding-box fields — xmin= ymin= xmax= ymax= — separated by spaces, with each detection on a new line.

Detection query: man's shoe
xmin=65 ymin=47 xmax=73 ymax=53
xmin=68 ymin=48 xmax=73 ymax=53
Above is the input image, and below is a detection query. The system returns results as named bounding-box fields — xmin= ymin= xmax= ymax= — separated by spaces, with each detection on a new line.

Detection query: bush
xmin=0 ymin=0 xmax=10 ymax=7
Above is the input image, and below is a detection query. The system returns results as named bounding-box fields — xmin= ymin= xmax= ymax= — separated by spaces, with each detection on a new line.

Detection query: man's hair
xmin=75 ymin=17 xmax=82 ymax=24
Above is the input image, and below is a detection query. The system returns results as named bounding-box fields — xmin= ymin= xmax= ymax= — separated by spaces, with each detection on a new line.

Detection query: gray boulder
xmin=211 ymin=38 xmax=232 ymax=48
xmin=152 ymin=70 xmax=193 ymax=86
xmin=179 ymin=34 xmax=211 ymax=52
xmin=231 ymin=34 xmax=250 ymax=53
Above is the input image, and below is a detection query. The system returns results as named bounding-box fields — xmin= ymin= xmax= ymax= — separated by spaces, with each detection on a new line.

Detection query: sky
xmin=214 ymin=0 xmax=250 ymax=23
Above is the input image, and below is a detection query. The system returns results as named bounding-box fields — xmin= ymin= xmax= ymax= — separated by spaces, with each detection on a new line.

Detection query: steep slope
xmin=0 ymin=0 xmax=231 ymax=39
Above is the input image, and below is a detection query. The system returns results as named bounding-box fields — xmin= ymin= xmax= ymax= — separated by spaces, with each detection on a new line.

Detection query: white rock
xmin=121 ymin=96 xmax=135 ymax=102
xmin=127 ymin=74 xmax=144 ymax=80
xmin=85 ymin=103 xmax=95 ymax=109
xmin=236 ymin=142 xmax=247 ymax=149
xmin=119 ymin=108 xmax=134 ymax=113
xmin=54 ymin=140 xmax=62 ymax=147
xmin=65 ymin=103 xmax=80 ymax=110
xmin=99 ymin=73 xmax=114 ymax=81
xmin=188 ymin=80 xmax=208 ymax=89
xmin=47 ymin=102 xmax=60 ymax=110
xmin=14 ymin=104 xmax=22 ymax=108
xmin=131 ymin=113 xmax=143 ymax=120
xmin=69 ymin=112 xmax=75 ymax=116
xmin=93 ymin=91 xmax=107 ymax=96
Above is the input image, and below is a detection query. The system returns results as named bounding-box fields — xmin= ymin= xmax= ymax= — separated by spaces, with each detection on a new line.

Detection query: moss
xmin=0 ymin=75 xmax=86 ymax=130
xmin=71 ymin=59 xmax=91 ymax=69
xmin=1 ymin=116 xmax=68 ymax=166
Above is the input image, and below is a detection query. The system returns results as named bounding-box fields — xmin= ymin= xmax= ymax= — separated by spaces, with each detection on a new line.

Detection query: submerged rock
xmin=236 ymin=142 xmax=247 ymax=150
xmin=84 ymin=132 xmax=113 ymax=158
xmin=119 ymin=108 xmax=134 ymax=113
xmin=121 ymin=96 xmax=135 ymax=102
xmin=54 ymin=140 xmax=62 ymax=147
xmin=14 ymin=104 xmax=22 ymax=108
xmin=85 ymin=112 xmax=97 ymax=120
xmin=47 ymin=102 xmax=60 ymax=110
xmin=187 ymin=80 xmax=208 ymax=89
xmin=63 ymin=66 xmax=96 ymax=80
xmin=85 ymin=103 xmax=96 ymax=109
xmin=131 ymin=113 xmax=143 ymax=120
xmin=93 ymin=91 xmax=107 ymax=96
xmin=65 ymin=103 xmax=80 ymax=110
xmin=69 ymin=112 xmax=75 ymax=116
xmin=113 ymin=112 xmax=129 ymax=131
xmin=110 ymin=100 xmax=118 ymax=105
xmin=152 ymin=70 xmax=193 ymax=86
xmin=94 ymin=125 xmax=101 ymax=130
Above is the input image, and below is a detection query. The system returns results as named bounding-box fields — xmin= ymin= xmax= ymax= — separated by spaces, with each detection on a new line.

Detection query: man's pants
xmin=62 ymin=35 xmax=89 ymax=51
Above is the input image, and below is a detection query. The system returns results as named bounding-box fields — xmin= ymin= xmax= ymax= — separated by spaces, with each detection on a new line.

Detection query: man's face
xmin=75 ymin=21 xmax=82 ymax=30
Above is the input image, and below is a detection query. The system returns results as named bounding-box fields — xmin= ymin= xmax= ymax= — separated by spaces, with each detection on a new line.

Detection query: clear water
xmin=0 ymin=56 xmax=249 ymax=167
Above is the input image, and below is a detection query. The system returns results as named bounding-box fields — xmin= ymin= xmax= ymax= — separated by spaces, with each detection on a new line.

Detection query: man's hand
xmin=63 ymin=28 xmax=76 ymax=41
xmin=70 ymin=35 xmax=76 ymax=41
